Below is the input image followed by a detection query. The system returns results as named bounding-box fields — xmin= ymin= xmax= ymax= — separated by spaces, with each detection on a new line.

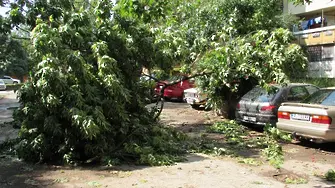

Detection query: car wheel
xmin=13 ymin=81 xmax=18 ymax=84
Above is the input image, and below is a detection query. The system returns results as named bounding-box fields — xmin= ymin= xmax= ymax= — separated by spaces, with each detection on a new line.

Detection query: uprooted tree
xmin=150 ymin=0 xmax=307 ymax=118
xmin=1 ymin=0 xmax=307 ymax=164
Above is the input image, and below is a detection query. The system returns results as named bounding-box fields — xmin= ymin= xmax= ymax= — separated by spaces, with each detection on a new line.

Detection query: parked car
xmin=140 ymin=74 xmax=157 ymax=103
xmin=0 ymin=79 xmax=6 ymax=91
xmin=1 ymin=76 xmax=21 ymax=84
xmin=235 ymin=83 xmax=319 ymax=126
xmin=154 ymin=76 xmax=195 ymax=100
xmin=277 ymin=88 xmax=335 ymax=142
xmin=183 ymin=88 xmax=208 ymax=108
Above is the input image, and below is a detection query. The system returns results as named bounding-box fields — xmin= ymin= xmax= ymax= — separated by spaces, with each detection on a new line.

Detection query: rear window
xmin=242 ymin=86 xmax=280 ymax=102
xmin=167 ymin=75 xmax=182 ymax=82
xmin=303 ymin=89 xmax=335 ymax=106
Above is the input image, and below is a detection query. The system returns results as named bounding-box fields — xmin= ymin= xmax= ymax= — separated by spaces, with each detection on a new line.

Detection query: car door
xmin=287 ymin=86 xmax=310 ymax=102
xmin=1 ymin=76 xmax=12 ymax=84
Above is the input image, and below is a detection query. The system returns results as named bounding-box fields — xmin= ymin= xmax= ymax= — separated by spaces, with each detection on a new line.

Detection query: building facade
xmin=283 ymin=0 xmax=335 ymax=78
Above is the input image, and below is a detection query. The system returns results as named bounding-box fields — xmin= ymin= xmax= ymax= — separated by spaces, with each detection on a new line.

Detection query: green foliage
xmin=263 ymin=124 xmax=292 ymax=142
xmin=207 ymin=120 xmax=246 ymax=144
xmin=205 ymin=121 xmax=292 ymax=169
xmin=197 ymin=28 xmax=307 ymax=103
xmin=0 ymin=36 xmax=29 ymax=78
xmin=285 ymin=177 xmax=308 ymax=184
xmin=1 ymin=0 xmax=308 ymax=166
xmin=290 ymin=0 xmax=312 ymax=5
xmin=238 ymin=157 xmax=262 ymax=166
xmin=261 ymin=124 xmax=292 ymax=169
xmin=124 ymin=126 xmax=187 ymax=166
xmin=10 ymin=0 xmax=183 ymax=165
xmin=0 ymin=138 xmax=19 ymax=156
xmin=325 ymin=169 xmax=335 ymax=182
xmin=146 ymin=0 xmax=307 ymax=116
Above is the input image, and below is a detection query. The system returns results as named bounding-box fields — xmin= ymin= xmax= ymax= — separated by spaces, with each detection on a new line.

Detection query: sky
xmin=0 ymin=6 xmax=10 ymax=17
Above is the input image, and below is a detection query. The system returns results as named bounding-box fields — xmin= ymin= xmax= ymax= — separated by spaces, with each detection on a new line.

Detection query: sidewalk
xmin=0 ymin=91 xmax=19 ymax=144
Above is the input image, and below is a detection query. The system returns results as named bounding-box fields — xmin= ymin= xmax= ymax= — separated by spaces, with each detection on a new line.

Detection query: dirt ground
xmin=0 ymin=91 xmax=19 ymax=144
xmin=1 ymin=99 xmax=335 ymax=188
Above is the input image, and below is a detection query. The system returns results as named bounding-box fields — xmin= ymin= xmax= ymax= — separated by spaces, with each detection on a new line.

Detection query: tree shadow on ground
xmin=295 ymin=140 xmax=335 ymax=153
xmin=0 ymin=141 xmax=209 ymax=188
xmin=0 ymin=153 xmax=208 ymax=188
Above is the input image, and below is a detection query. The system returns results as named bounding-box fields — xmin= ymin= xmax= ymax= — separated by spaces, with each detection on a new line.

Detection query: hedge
xmin=5 ymin=83 xmax=24 ymax=91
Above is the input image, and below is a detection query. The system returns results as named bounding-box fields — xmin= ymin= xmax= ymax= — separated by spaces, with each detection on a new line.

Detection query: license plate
xmin=290 ymin=114 xmax=310 ymax=121
xmin=243 ymin=116 xmax=256 ymax=122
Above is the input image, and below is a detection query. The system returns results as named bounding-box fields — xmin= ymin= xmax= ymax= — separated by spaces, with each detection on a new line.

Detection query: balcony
xmin=284 ymin=0 xmax=335 ymax=15
xmin=293 ymin=25 xmax=335 ymax=46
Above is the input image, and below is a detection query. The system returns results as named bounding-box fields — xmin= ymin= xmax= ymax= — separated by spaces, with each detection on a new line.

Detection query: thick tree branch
xmin=11 ymin=36 xmax=30 ymax=40
xmin=142 ymin=71 xmax=211 ymax=87
xmin=16 ymin=26 xmax=31 ymax=34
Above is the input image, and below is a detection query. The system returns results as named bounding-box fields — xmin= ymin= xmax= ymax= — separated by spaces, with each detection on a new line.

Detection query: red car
xmin=154 ymin=76 xmax=195 ymax=100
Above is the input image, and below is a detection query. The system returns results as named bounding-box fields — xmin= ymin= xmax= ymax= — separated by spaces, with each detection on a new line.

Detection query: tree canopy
xmin=0 ymin=0 xmax=308 ymax=164
xmin=0 ymin=13 xmax=29 ymax=79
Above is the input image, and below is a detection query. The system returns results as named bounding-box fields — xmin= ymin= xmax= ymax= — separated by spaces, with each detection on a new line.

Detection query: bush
xmin=5 ymin=83 xmax=23 ymax=91
xmin=325 ymin=169 xmax=335 ymax=182
xmin=14 ymin=2 xmax=184 ymax=165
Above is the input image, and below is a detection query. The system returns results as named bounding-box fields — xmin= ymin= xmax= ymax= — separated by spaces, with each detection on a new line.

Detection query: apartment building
xmin=283 ymin=0 xmax=335 ymax=77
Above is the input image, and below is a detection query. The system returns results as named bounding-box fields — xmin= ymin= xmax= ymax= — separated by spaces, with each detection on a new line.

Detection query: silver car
xmin=183 ymin=88 xmax=207 ymax=108
xmin=0 ymin=79 xmax=6 ymax=90
xmin=235 ymin=83 xmax=319 ymax=126
xmin=277 ymin=88 xmax=335 ymax=142
xmin=1 ymin=76 xmax=21 ymax=84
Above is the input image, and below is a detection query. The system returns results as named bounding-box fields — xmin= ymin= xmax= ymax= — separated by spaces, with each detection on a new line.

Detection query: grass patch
xmin=53 ymin=177 xmax=69 ymax=183
xmin=87 ymin=181 xmax=102 ymax=187
xmin=251 ymin=181 xmax=264 ymax=185
xmin=188 ymin=120 xmax=292 ymax=169
xmin=325 ymin=169 xmax=335 ymax=182
xmin=285 ymin=177 xmax=308 ymax=184
xmin=0 ymin=138 xmax=20 ymax=156
xmin=238 ymin=157 xmax=262 ymax=166
xmin=5 ymin=83 xmax=23 ymax=91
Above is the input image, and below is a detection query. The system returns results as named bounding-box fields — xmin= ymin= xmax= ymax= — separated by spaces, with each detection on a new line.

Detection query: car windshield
xmin=242 ymin=86 xmax=280 ymax=102
xmin=167 ymin=75 xmax=183 ymax=83
xmin=303 ymin=89 xmax=335 ymax=106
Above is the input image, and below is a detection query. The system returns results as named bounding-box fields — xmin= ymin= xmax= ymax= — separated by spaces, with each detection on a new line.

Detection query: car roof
xmin=287 ymin=83 xmax=314 ymax=86
xmin=268 ymin=83 xmax=314 ymax=87
xmin=322 ymin=87 xmax=335 ymax=90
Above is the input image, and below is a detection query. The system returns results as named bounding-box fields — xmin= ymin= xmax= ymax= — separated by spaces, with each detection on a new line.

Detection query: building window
xmin=307 ymin=46 xmax=322 ymax=62
xmin=307 ymin=45 xmax=334 ymax=62
xmin=322 ymin=45 xmax=334 ymax=60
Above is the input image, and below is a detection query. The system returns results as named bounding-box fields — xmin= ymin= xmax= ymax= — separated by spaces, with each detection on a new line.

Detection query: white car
xmin=1 ymin=76 xmax=21 ymax=84
xmin=183 ymin=88 xmax=208 ymax=108
xmin=277 ymin=88 xmax=335 ymax=143
xmin=0 ymin=79 xmax=6 ymax=90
